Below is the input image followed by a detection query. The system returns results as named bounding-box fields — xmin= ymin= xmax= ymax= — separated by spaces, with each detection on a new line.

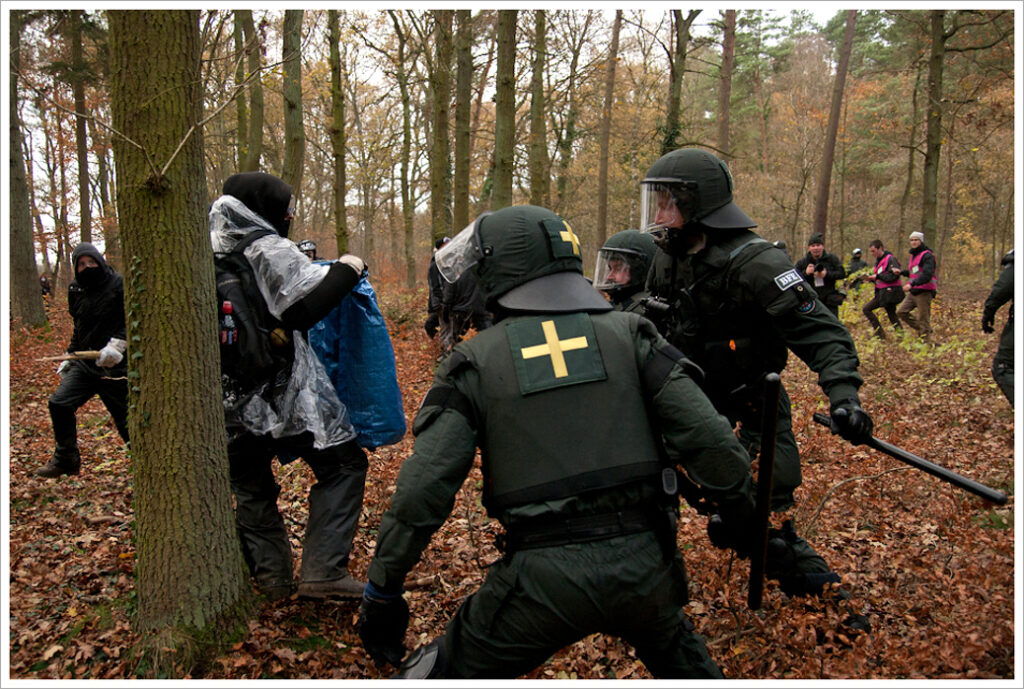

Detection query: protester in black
xmin=37 ymin=243 xmax=129 ymax=478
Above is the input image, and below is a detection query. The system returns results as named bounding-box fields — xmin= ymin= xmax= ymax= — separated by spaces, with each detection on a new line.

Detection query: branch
xmin=803 ymin=467 xmax=913 ymax=538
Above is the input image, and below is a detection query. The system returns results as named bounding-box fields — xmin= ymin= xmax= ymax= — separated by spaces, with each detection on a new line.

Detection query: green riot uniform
xmin=645 ymin=228 xmax=863 ymax=509
xmin=983 ymin=252 xmax=1014 ymax=406
xmin=359 ymin=205 xmax=759 ymax=678
xmin=368 ymin=310 xmax=754 ymax=678
xmin=613 ymin=289 xmax=651 ymax=314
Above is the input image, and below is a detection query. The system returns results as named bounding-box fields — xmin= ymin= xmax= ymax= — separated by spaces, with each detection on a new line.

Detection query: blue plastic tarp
xmin=308 ymin=270 xmax=406 ymax=450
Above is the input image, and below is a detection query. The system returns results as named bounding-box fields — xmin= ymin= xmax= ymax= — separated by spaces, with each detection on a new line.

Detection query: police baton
xmin=812 ymin=412 xmax=1007 ymax=505
xmin=748 ymin=373 xmax=781 ymax=610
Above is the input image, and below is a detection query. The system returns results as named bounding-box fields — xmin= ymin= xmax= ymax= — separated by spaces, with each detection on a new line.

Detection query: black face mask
xmin=76 ymin=266 xmax=105 ymax=288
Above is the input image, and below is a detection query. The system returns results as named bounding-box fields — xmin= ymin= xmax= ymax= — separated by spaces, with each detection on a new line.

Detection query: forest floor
xmin=6 ymin=279 xmax=1017 ymax=680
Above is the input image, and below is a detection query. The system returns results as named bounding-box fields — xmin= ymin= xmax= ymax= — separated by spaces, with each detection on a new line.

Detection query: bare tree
xmin=492 ymin=9 xmax=517 ymax=209
xmin=595 ymin=10 xmax=622 ymax=245
xmin=281 ymin=10 xmax=305 ymax=198
xmin=528 ymin=10 xmax=549 ymax=207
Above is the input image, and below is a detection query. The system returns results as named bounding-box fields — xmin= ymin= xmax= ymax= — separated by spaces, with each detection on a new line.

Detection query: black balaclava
xmin=71 ymin=242 xmax=109 ymax=289
xmin=222 ymin=172 xmax=293 ymax=238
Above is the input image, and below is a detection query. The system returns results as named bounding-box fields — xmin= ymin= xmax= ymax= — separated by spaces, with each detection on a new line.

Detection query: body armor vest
xmin=649 ymin=236 xmax=789 ymax=413
xmin=460 ymin=312 xmax=663 ymax=514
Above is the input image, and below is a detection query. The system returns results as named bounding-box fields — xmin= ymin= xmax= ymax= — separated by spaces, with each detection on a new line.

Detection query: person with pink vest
xmin=862 ymin=239 xmax=904 ymax=339
xmin=896 ymin=231 xmax=937 ymax=340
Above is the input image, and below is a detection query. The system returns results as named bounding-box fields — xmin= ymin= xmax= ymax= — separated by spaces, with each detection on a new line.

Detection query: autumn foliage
xmin=7 ymin=281 xmax=1014 ymax=679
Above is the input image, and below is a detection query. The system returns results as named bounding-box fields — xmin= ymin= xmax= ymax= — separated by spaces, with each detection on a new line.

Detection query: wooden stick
xmin=37 ymin=350 xmax=102 ymax=362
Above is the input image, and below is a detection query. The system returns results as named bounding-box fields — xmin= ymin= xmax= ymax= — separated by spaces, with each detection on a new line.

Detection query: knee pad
xmin=395 ymin=637 xmax=448 ymax=680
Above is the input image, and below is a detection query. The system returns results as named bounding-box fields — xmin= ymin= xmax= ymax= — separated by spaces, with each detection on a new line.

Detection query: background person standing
xmin=896 ymin=231 xmax=938 ymax=341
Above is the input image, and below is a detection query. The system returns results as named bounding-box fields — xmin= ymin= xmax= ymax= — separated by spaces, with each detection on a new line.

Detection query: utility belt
xmin=495 ymin=506 xmax=669 ymax=554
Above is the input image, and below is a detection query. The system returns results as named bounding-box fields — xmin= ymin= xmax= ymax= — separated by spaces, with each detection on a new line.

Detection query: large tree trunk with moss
xmin=527 ymin=10 xmax=549 ymax=208
xmin=595 ymin=10 xmax=621 ymax=246
xmin=107 ymin=9 xmax=252 ymax=674
xmin=10 ymin=9 xmax=48 ymax=328
xmin=492 ymin=10 xmax=517 ymax=210
xmin=453 ymin=9 xmax=473 ymax=231
xmin=282 ymin=10 xmax=305 ymax=200
xmin=430 ymin=10 xmax=454 ymax=240
xmin=328 ymin=10 xmax=349 ymax=255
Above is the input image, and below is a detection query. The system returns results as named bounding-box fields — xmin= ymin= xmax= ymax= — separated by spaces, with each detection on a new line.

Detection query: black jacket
xmin=67 ymin=243 xmax=126 ymax=372
xmin=794 ymin=250 xmax=846 ymax=302
xmin=442 ymin=270 xmax=489 ymax=316
xmin=427 ymin=258 xmax=444 ymax=314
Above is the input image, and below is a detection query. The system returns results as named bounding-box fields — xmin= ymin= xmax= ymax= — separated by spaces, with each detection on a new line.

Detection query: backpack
xmin=214 ymin=229 xmax=290 ymax=397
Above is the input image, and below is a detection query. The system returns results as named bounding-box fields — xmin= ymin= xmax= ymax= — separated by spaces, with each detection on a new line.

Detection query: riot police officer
xmin=640 ymin=147 xmax=874 ymax=597
xmin=358 ymin=205 xmax=758 ymax=678
xmin=593 ymin=229 xmax=657 ymax=313
xmin=297 ymin=238 xmax=317 ymax=261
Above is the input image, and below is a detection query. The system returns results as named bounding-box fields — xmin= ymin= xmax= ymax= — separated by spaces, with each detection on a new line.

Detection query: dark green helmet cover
xmin=474 ymin=205 xmax=612 ymax=313
xmin=642 ymin=148 xmax=756 ymax=230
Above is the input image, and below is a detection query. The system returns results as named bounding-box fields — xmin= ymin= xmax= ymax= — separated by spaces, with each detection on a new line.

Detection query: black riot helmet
xmin=593 ymin=229 xmax=657 ymax=299
xmin=434 ymin=205 xmax=611 ymax=314
xmin=297 ymin=239 xmax=317 ymax=259
xmin=640 ymin=148 xmax=756 ymax=238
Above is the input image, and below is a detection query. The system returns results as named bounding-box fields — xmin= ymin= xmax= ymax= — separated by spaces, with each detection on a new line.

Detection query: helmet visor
xmin=639 ymin=182 xmax=686 ymax=239
xmin=434 ymin=218 xmax=481 ymax=283
xmin=593 ymin=249 xmax=638 ymax=291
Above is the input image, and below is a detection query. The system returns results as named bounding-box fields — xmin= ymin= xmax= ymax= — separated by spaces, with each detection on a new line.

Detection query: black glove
xmin=357 ymin=582 xmax=409 ymax=667
xmin=982 ymin=314 xmax=995 ymax=334
xmin=706 ymin=512 xmax=753 ymax=559
xmin=829 ymin=399 xmax=873 ymax=445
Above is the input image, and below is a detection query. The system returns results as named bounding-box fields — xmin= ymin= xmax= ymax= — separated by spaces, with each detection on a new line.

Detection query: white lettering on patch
xmin=774 ymin=268 xmax=803 ymax=291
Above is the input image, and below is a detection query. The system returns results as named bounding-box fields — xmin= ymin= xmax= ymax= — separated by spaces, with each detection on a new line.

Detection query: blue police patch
xmin=797 ymin=299 xmax=815 ymax=313
xmin=774 ymin=268 xmax=803 ymax=291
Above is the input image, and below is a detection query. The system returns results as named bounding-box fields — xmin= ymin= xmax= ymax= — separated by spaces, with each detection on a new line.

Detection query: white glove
xmin=57 ymin=360 xmax=71 ymax=376
xmin=96 ymin=338 xmax=128 ymax=368
xmin=339 ymin=254 xmax=366 ymax=275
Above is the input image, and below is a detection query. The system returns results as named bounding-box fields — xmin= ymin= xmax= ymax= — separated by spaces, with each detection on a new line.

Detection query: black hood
xmin=71 ymin=242 xmax=107 ymax=271
xmin=222 ymin=172 xmax=293 ymax=237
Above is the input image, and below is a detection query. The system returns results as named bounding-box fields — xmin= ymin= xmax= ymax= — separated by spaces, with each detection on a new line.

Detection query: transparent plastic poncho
xmin=210 ymin=195 xmax=356 ymax=449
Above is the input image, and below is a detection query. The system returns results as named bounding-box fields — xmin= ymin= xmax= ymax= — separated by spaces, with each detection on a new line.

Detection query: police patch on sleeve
xmin=506 ymin=313 xmax=606 ymax=395
xmin=773 ymin=268 xmax=803 ymax=291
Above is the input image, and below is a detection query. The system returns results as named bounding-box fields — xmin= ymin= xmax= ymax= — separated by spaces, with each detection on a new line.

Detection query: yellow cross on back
xmin=520 ymin=320 xmax=589 ymax=378
xmin=560 ymin=226 xmax=580 ymax=256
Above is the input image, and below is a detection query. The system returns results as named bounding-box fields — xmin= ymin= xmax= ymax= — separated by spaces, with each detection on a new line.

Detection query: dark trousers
xmin=443 ymin=532 xmax=722 ymax=678
xmin=863 ymin=290 xmax=903 ymax=338
xmin=993 ymin=316 xmax=1014 ymax=406
xmin=48 ymin=361 xmax=129 ymax=463
xmin=228 ymin=433 xmax=368 ymax=587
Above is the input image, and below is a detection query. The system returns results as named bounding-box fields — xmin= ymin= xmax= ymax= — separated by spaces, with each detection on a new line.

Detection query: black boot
xmin=35 ymin=453 xmax=81 ymax=478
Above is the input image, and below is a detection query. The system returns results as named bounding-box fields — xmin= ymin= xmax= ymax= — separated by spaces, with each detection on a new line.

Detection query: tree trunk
xmin=595 ymin=10 xmax=622 ymax=245
xmin=528 ymin=10 xmax=549 ymax=208
xmin=716 ymin=10 xmax=735 ymax=158
xmin=239 ymin=10 xmax=263 ymax=172
xmin=661 ymin=10 xmax=700 ymax=155
xmin=107 ymin=9 xmax=252 ymax=674
xmin=430 ymin=10 xmax=454 ymax=239
xmin=810 ymin=10 xmax=856 ymax=241
xmin=10 ymin=9 xmax=48 ymax=328
xmin=492 ymin=10 xmax=517 ymax=209
xmin=233 ymin=12 xmax=248 ymax=168
xmin=328 ymin=10 xmax=348 ymax=255
xmin=920 ymin=10 xmax=944 ymax=245
xmin=387 ymin=11 xmax=416 ymax=287
xmin=453 ymin=9 xmax=473 ymax=231
xmin=70 ymin=10 xmax=91 ymax=243
xmin=898 ymin=62 xmax=923 ymax=249
xmin=282 ymin=10 xmax=305 ymax=203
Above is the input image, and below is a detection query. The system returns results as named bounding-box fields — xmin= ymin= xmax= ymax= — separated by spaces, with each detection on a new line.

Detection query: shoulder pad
xmin=642 ymin=343 xmax=705 ymax=396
